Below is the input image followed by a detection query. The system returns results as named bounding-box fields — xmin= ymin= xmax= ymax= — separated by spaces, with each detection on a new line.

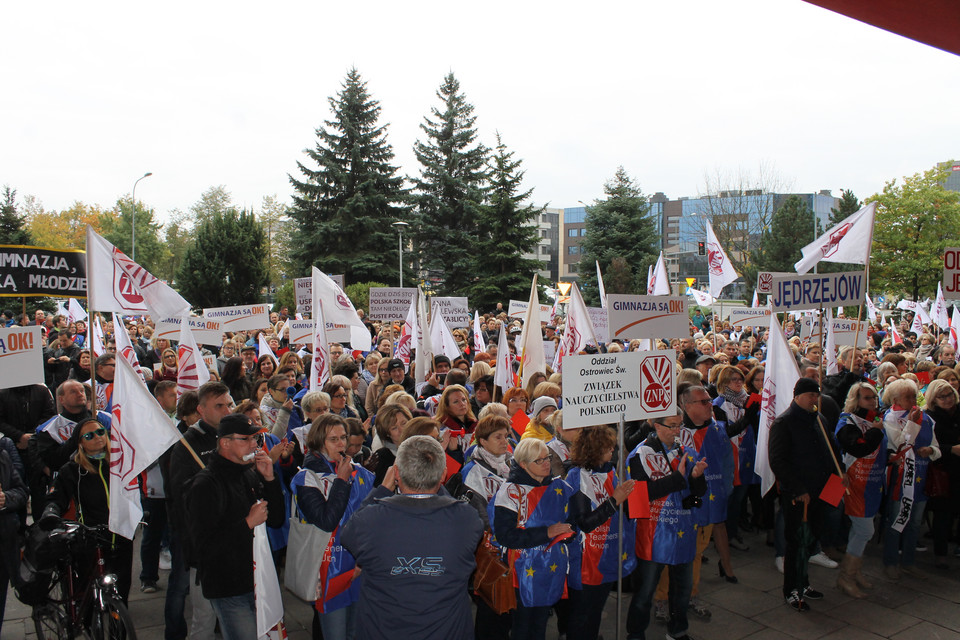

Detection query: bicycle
xmin=29 ymin=520 xmax=137 ymax=640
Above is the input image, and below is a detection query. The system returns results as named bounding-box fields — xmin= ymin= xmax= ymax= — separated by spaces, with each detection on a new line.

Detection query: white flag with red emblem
xmin=554 ymin=282 xmax=597 ymax=373
xmin=414 ymin=288 xmax=433 ymax=385
xmin=517 ymin=275 xmax=546 ymax=389
xmin=109 ymin=355 xmax=183 ymax=539
xmin=932 ymin=283 xmax=950 ymax=330
xmin=597 ymin=260 xmax=608 ymax=308
xmin=649 ymin=251 xmax=670 ymax=296
xmin=795 ymin=202 xmax=876 ymax=274
xmin=311 ymin=267 xmax=369 ymax=349
xmin=889 ymin=317 xmax=903 ymax=345
xmin=85 ymin=226 xmax=190 ymax=316
xmin=949 ymin=307 xmax=960 ymax=351
xmin=472 ymin=311 xmax=486 ymax=354
xmin=177 ymin=319 xmax=210 ymax=398
xmin=91 ymin=315 xmax=105 ymax=357
xmin=911 ymin=309 xmax=924 ymax=336
xmin=397 ymin=294 xmax=416 ymax=370
xmin=705 ymin=221 xmax=739 ymax=298
xmin=309 ymin=299 xmax=331 ymax=393
xmin=112 ymin=314 xmax=142 ymax=378
xmin=865 ymin=293 xmax=879 ymax=322
xmin=755 ymin=313 xmax=801 ymax=496
xmin=493 ymin=324 xmax=515 ymax=392
xmin=751 ymin=289 xmax=759 ymax=308
xmin=68 ymin=298 xmax=88 ymax=323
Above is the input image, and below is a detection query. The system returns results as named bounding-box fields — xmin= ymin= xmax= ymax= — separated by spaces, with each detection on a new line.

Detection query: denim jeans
xmin=883 ymin=496 xmax=926 ymax=567
xmin=210 ymin=592 xmax=257 ymax=640
xmin=163 ymin=535 xmax=189 ymax=640
xmin=140 ymin=496 xmax=168 ymax=582
xmin=319 ymin=602 xmax=357 ymax=640
xmin=847 ymin=515 xmax=875 ymax=557
xmin=627 ymin=559 xmax=693 ymax=640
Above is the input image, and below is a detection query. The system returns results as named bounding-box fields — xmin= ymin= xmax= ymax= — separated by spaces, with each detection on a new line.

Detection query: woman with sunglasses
xmin=292 ymin=414 xmax=375 ymax=640
xmin=40 ymin=417 xmax=134 ymax=603
xmin=491 ymin=438 xmax=574 ymax=640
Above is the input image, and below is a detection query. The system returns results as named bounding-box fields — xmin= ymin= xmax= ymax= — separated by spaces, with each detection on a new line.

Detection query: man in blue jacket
xmin=342 ymin=436 xmax=483 ymax=640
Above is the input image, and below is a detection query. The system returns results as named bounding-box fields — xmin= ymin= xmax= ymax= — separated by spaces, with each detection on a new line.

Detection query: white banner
xmin=203 ymin=304 xmax=271 ymax=332
xmin=287 ymin=320 xmax=314 ymax=345
xmin=430 ymin=296 xmax=470 ymax=327
xmin=154 ymin=316 xmax=225 ymax=346
xmin=607 ymin=295 xmax=688 ymax=340
xmin=799 ymin=317 xmax=868 ymax=347
xmin=369 ymin=287 xmax=418 ymax=322
xmin=294 ymin=277 xmax=312 ymax=313
xmin=769 ymin=271 xmax=866 ymax=313
xmin=729 ymin=307 xmax=772 ymax=328
xmin=507 ymin=299 xmax=553 ymax=323
xmin=585 ymin=307 xmax=609 ymax=343
xmin=0 ymin=326 xmax=43 ymax=389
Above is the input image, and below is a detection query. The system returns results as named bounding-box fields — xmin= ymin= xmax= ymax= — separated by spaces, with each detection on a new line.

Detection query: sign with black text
xmin=154 ymin=316 xmax=224 ymax=346
xmin=430 ymin=296 xmax=470 ymax=327
xmin=607 ymin=295 xmax=688 ymax=339
xmin=0 ymin=245 xmax=86 ymax=298
xmin=203 ymin=304 xmax=271 ymax=332
xmin=369 ymin=288 xmax=417 ymax=322
xmin=769 ymin=271 xmax=866 ymax=313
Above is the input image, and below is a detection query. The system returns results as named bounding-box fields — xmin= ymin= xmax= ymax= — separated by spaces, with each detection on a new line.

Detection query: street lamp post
xmin=131 ymin=172 xmax=153 ymax=261
xmin=392 ymin=221 xmax=409 ymax=288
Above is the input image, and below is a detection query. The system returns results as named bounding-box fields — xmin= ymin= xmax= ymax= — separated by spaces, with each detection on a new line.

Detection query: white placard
xmin=756 ymin=271 xmax=793 ymax=295
xmin=287 ymin=320 xmax=314 ymax=345
xmin=799 ymin=317 xmax=868 ymax=347
xmin=769 ymin=271 xmax=866 ymax=313
xmin=202 ymin=354 xmax=216 ymax=373
xmin=729 ymin=307 xmax=772 ymax=328
xmin=154 ymin=316 xmax=225 ymax=346
xmin=607 ymin=295 xmax=688 ymax=340
xmin=0 ymin=326 xmax=44 ymax=389
xmin=944 ymin=248 xmax=960 ymax=298
xmin=203 ymin=304 xmax=271 ymax=332
xmin=430 ymin=297 xmax=470 ymax=327
xmin=294 ymin=277 xmax=312 ymax=313
xmin=369 ymin=288 xmax=417 ymax=322
xmin=543 ymin=340 xmax=556 ymax=362
xmin=507 ymin=300 xmax=553 ymax=323
xmin=586 ymin=307 xmax=609 ymax=343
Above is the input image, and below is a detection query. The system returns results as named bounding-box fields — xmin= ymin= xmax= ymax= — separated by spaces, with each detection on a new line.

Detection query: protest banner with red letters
xmin=0 ymin=326 xmax=43 ymax=388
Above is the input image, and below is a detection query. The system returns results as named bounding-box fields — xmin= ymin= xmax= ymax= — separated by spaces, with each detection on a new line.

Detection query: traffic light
xmin=697 ymin=241 xmax=705 ymax=256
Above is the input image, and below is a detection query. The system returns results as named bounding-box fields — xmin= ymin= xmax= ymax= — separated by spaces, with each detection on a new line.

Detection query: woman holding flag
xmin=292 ymin=413 xmax=375 ymax=639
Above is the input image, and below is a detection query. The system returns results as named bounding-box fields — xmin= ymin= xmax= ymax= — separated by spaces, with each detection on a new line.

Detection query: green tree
xmin=465 ymin=133 xmax=543 ymax=310
xmin=177 ymin=209 xmax=269 ymax=308
xmin=289 ymin=69 xmax=409 ymax=285
xmin=0 ymin=186 xmax=32 ymax=245
xmin=605 ymin=257 xmax=634 ymax=294
xmin=273 ymin=280 xmax=295 ymax=314
xmin=829 ymin=189 xmax=860 ymax=226
xmin=411 ymin=72 xmax=488 ymax=296
xmin=259 ymin=195 xmax=296 ymax=289
xmin=100 ymin=196 xmax=167 ymax=275
xmin=579 ymin=167 xmax=658 ymax=305
xmin=344 ymin=281 xmax=389 ymax=315
xmin=190 ymin=185 xmax=234 ymax=223
xmin=158 ymin=209 xmax=193 ymax=284
xmin=754 ymin=195 xmax=815 ymax=273
xmin=869 ymin=164 xmax=960 ymax=300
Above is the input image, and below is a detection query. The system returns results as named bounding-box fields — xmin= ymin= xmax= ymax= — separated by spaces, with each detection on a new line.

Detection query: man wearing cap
xmin=695 ymin=355 xmax=716 ymax=385
xmin=386 ymin=358 xmax=416 ymax=397
xmin=186 ymin=413 xmax=284 ymax=640
xmin=240 ymin=345 xmax=257 ymax=376
xmin=768 ymin=377 xmax=844 ymax=612
xmin=418 ymin=355 xmax=452 ymax=401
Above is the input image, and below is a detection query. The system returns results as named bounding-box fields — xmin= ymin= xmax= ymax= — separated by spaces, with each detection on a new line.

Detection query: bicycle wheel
xmin=93 ymin=595 xmax=137 ymax=640
xmin=33 ymin=603 xmax=69 ymax=640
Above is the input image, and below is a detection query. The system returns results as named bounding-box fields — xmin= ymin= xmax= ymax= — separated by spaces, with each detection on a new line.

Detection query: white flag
xmin=253 ymin=523 xmax=284 ymax=638
xmin=67 ymin=298 xmax=88 ymax=323
xmin=932 ymin=283 xmax=950 ymax=330
xmin=950 ymin=307 xmax=960 ymax=351
xmin=493 ymin=325 xmax=514 ymax=392
xmin=397 ymin=294 xmax=417 ymax=370
xmin=86 ymin=226 xmax=190 ymax=316
xmin=650 ymin=252 xmax=670 ymax=296
xmin=705 ymin=220 xmax=739 ymax=298
xmin=911 ymin=309 xmax=924 ymax=336
xmin=688 ymin=288 xmax=714 ymax=308
xmin=430 ymin=312 xmax=461 ymax=360
xmin=177 ymin=319 xmax=211 ymax=398
xmin=91 ymin=315 xmax=105 ymax=357
xmin=258 ymin=333 xmax=278 ymax=365
xmin=795 ymin=202 xmax=876 ymax=274
xmin=311 ymin=267 xmax=369 ymax=349
xmin=414 ymin=288 xmax=433 ymax=385
xmin=472 ymin=311 xmax=486 ymax=354
xmin=825 ymin=309 xmax=839 ymax=376
xmin=555 ymin=282 xmax=597 ymax=374
xmin=309 ymin=300 xmax=331 ymax=393
xmin=751 ymin=290 xmax=759 ymax=308
xmin=755 ymin=314 xmax=801 ymax=496
xmin=865 ymin=293 xmax=879 ymax=322
xmin=916 ymin=301 xmax=931 ymax=326
xmin=112 ymin=314 xmax=143 ymax=379
xmin=109 ymin=356 xmax=182 ymax=540
xmin=518 ymin=275 xmax=546 ymax=389
xmin=896 ymin=299 xmax=916 ymax=312
xmin=890 ymin=318 xmax=903 ymax=345
xmin=549 ymin=296 xmax=561 ymax=327
xmin=645 ymin=264 xmax=654 ymax=295
xmin=596 ymin=260 xmax=608 ymax=308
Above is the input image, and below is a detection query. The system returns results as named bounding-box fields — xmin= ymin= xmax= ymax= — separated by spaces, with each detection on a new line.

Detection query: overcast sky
xmin=3 ymin=1 xmax=958 ymax=222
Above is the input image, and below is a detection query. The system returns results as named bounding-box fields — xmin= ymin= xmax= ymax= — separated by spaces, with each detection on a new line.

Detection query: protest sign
xmin=769 ymin=271 xmax=866 ymax=313
xmin=430 ymin=297 xmax=470 ymax=327
xmin=507 ymin=300 xmax=553 ymax=323
xmin=799 ymin=316 xmax=868 ymax=347
xmin=369 ymin=288 xmax=417 ymax=323
xmin=203 ymin=304 xmax=271 ymax=332
xmin=295 ymin=275 xmax=345 ymax=314
xmin=288 ymin=320 xmax=314 ymax=345
xmin=607 ymin=295 xmax=688 ymax=339
xmin=154 ymin=316 xmax=224 ymax=346
xmin=586 ymin=306 xmax=609 ymax=343
xmin=729 ymin=307 xmax=772 ymax=328
xmin=0 ymin=245 xmax=86 ymax=298
xmin=944 ymin=248 xmax=960 ymax=297
xmin=0 ymin=326 xmax=43 ymax=388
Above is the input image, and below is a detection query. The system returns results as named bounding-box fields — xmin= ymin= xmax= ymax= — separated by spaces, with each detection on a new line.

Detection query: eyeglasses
xmin=332 ymin=392 xmax=346 ymax=399
xmin=82 ymin=427 xmax=106 ymax=441
xmin=223 ymin=434 xmax=261 ymax=445
xmin=656 ymin=423 xmax=683 ymax=431
xmin=688 ymin=398 xmax=713 ymax=406
xmin=532 ymin=456 xmax=551 ymax=465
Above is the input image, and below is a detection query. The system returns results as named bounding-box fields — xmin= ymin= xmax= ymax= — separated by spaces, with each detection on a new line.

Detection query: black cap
xmin=794 ymin=378 xmax=820 ymax=397
xmin=433 ymin=355 xmax=451 ymax=367
xmin=72 ymin=415 xmax=108 ymax=441
xmin=217 ymin=414 xmax=259 ymax=438
xmin=386 ymin=358 xmax=405 ymax=372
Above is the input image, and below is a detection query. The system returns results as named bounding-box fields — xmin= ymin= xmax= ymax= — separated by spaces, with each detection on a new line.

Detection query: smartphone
xmin=437 ymin=373 xmax=446 ymax=385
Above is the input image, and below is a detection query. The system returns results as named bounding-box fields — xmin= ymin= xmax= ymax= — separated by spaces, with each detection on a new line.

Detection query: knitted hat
xmin=793 ymin=378 xmax=820 ymax=397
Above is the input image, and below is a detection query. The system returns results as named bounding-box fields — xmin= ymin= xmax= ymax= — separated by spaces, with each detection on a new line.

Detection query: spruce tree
xmin=412 ymin=72 xmax=488 ymax=296
xmin=0 ymin=186 xmax=32 ymax=245
xmin=579 ymin=167 xmax=658 ymax=305
xmin=466 ymin=133 xmax=543 ymax=310
xmin=289 ymin=68 xmax=409 ymax=284
xmin=829 ymin=189 xmax=860 ymax=225
xmin=757 ymin=195 xmax=816 ymax=273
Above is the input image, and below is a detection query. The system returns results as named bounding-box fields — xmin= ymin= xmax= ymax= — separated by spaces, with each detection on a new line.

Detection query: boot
xmin=837 ymin=554 xmax=866 ymax=598
xmin=851 ymin=555 xmax=873 ymax=589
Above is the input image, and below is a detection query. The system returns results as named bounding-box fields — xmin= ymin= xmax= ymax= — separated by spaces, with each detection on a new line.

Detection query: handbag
xmin=926 ymin=462 xmax=950 ymax=499
xmin=283 ymin=471 xmax=333 ymax=602
xmin=473 ymin=531 xmax=516 ymax=614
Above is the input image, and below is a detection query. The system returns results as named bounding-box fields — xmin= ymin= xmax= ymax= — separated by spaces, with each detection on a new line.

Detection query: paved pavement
xmin=3 ymin=525 xmax=959 ymax=640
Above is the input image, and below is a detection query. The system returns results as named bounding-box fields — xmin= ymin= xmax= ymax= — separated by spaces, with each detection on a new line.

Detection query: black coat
xmin=44 ymin=457 xmax=110 ymax=525
xmin=768 ymin=401 xmax=843 ymax=500
xmin=164 ymin=420 xmax=219 ymax=567
xmin=0 ymin=384 xmax=56 ymax=445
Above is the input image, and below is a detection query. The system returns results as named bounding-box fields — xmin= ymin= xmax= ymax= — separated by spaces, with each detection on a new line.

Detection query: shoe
xmin=822 ymin=546 xmax=844 ymax=563
xmin=775 ymin=556 xmax=784 ymax=574
xmin=140 ymin=581 xmax=159 ymax=594
xmin=654 ymin=599 xmax=669 ymax=624
xmin=916 ymin=542 xmax=928 ymax=552
xmin=718 ymin=564 xmax=739 ymax=584
xmin=802 ymin=587 xmax=824 ymax=600
xmin=729 ymin=536 xmax=750 ymax=552
xmin=785 ymin=590 xmax=810 ymax=612
xmin=884 ymin=565 xmax=901 ymax=581
xmin=809 ymin=552 xmax=839 ymax=569
xmin=159 ymin=548 xmax=172 ymax=571
xmin=849 ymin=555 xmax=873 ymax=590
xmin=739 ymin=520 xmax=755 ymax=533
xmin=900 ymin=564 xmax=922 ymax=577
xmin=689 ymin=597 xmax=712 ymax=619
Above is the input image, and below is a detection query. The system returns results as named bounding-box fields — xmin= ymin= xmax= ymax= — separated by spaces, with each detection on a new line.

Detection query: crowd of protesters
xmin=0 ymin=301 xmax=958 ymax=640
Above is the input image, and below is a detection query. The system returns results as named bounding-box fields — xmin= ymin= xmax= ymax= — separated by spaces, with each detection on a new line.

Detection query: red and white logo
xmin=707 ymin=243 xmax=725 ymax=276
xmin=757 ymin=272 xmax=774 ymax=294
xmin=761 ymin=379 xmax=777 ymax=424
xmin=109 ymin=406 xmax=137 ymax=483
xmin=820 ymin=223 xmax=851 ymax=258
xmin=641 ymin=355 xmax=672 ymax=412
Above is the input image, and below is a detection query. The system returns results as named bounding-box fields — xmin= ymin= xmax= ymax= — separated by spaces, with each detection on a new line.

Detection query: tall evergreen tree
xmin=466 ymin=133 xmax=543 ymax=310
xmin=755 ymin=195 xmax=816 ymax=273
xmin=177 ymin=209 xmax=269 ymax=308
xmin=0 ymin=186 xmax=32 ymax=245
xmin=829 ymin=188 xmax=860 ymax=225
xmin=579 ymin=167 xmax=658 ymax=306
xmin=289 ymin=68 xmax=409 ymax=284
xmin=412 ymin=72 xmax=488 ymax=296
